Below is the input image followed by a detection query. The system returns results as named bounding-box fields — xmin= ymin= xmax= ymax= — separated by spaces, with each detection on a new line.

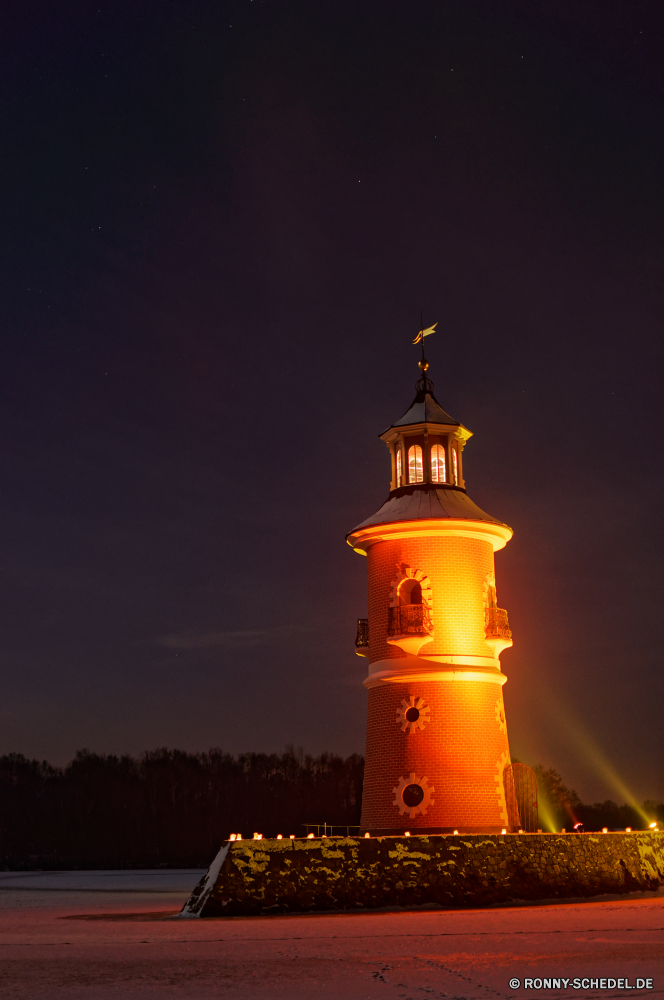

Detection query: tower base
xmin=180 ymin=832 xmax=664 ymax=918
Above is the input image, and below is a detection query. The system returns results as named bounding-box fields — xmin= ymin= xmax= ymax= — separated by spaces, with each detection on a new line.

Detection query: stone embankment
xmin=180 ymin=831 xmax=664 ymax=917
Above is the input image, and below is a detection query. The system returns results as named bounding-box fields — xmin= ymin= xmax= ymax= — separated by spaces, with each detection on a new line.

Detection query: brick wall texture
xmin=361 ymin=678 xmax=510 ymax=833
xmin=367 ymin=535 xmax=495 ymax=662
xmin=185 ymin=832 xmax=664 ymax=917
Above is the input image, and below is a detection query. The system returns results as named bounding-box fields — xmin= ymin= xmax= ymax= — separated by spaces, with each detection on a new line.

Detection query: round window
xmin=402 ymin=783 xmax=425 ymax=808
xmin=396 ymin=697 xmax=431 ymax=734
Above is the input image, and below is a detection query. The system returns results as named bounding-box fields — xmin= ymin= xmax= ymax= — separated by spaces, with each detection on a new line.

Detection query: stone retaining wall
xmin=180 ymin=831 xmax=664 ymax=917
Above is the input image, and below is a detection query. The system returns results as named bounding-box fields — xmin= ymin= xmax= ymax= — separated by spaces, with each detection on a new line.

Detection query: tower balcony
xmin=484 ymin=607 xmax=513 ymax=657
xmin=355 ymin=618 xmax=369 ymax=657
xmin=386 ymin=605 xmax=433 ymax=656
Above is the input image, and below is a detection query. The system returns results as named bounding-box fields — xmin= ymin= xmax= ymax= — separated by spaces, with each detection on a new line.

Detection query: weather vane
xmin=412 ymin=315 xmax=437 ymax=386
xmin=412 ymin=320 xmax=437 ymax=346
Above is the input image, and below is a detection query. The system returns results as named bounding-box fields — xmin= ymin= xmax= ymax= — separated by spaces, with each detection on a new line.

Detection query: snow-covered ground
xmin=0 ymin=868 xmax=205 ymax=910
xmin=0 ymin=869 xmax=205 ymax=893
xmin=0 ymin=890 xmax=662 ymax=999
xmin=0 ymin=871 xmax=661 ymax=998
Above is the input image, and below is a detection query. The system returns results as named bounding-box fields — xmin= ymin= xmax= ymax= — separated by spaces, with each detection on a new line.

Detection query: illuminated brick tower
xmin=347 ymin=353 xmax=516 ymax=834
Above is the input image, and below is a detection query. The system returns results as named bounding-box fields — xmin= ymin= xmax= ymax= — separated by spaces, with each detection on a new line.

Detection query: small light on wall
xmin=276 ymin=834 xmax=283 ymax=840
xmin=501 ymin=829 xmax=506 ymax=835
xmin=650 ymin=822 xmax=657 ymax=829
xmin=518 ymin=829 xmax=523 ymax=834
xmin=364 ymin=832 xmax=370 ymax=838
xmin=453 ymin=830 xmax=459 ymax=835
xmin=236 ymin=833 xmax=242 ymax=840
xmin=404 ymin=831 xmax=410 ymax=837
xmin=625 ymin=827 xmax=631 ymax=833
xmin=229 ymin=834 xmax=236 ymax=841
xmin=253 ymin=833 xmax=263 ymax=840
xmin=602 ymin=827 xmax=608 ymax=833
xmin=289 ymin=834 xmax=295 ymax=839
xmin=307 ymin=833 xmax=315 ymax=839
xmin=322 ymin=834 xmax=328 ymax=838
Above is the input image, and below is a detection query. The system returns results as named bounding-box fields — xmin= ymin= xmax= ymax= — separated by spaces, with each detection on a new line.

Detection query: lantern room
xmin=381 ymin=376 xmax=472 ymax=492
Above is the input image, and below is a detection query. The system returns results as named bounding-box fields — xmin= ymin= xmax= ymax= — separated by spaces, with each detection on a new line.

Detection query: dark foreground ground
xmin=0 ymin=871 xmax=661 ymax=999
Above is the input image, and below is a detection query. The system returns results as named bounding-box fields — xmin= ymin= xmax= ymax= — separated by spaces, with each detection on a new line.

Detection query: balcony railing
xmin=387 ymin=604 xmax=433 ymax=637
xmin=355 ymin=618 xmax=369 ymax=648
xmin=485 ymin=607 xmax=512 ymax=640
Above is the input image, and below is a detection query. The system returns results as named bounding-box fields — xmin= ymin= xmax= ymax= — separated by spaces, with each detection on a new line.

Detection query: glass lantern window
xmin=408 ymin=445 xmax=423 ymax=483
xmin=430 ymin=444 xmax=446 ymax=483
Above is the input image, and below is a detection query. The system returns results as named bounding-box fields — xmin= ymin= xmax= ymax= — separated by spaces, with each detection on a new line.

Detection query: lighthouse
xmin=347 ymin=349 xmax=517 ymax=835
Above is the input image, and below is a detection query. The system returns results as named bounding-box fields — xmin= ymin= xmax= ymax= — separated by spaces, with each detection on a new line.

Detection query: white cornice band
xmin=364 ymin=668 xmax=507 ymax=689
xmin=348 ymin=517 xmax=513 ymax=553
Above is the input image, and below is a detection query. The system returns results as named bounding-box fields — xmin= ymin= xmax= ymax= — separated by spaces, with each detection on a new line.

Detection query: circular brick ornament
xmin=396 ymin=696 xmax=431 ymax=733
xmin=392 ymin=772 xmax=434 ymax=817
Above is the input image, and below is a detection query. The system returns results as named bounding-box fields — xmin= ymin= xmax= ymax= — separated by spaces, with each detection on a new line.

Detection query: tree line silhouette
xmin=0 ymin=747 xmax=364 ymax=869
xmin=0 ymin=750 xmax=660 ymax=869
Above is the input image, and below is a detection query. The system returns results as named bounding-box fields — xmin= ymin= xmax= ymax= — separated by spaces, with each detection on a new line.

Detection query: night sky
xmin=1 ymin=1 xmax=662 ymax=803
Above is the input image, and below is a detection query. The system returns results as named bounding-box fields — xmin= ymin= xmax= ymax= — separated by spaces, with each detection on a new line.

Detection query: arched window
xmin=408 ymin=444 xmax=423 ymax=483
xmin=399 ymin=579 xmax=422 ymax=605
xmin=452 ymin=444 xmax=459 ymax=484
xmin=430 ymin=443 xmax=446 ymax=483
xmin=395 ymin=446 xmax=402 ymax=486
